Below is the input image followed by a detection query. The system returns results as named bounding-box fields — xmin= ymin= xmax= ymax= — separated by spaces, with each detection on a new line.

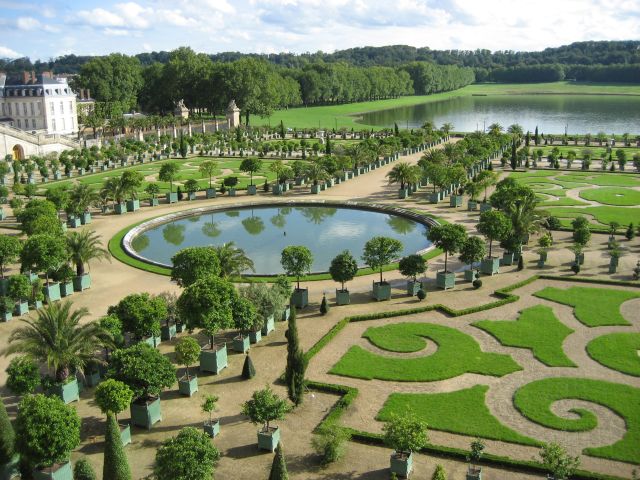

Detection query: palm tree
xmin=212 ymin=241 xmax=255 ymax=277
xmin=488 ymin=123 xmax=503 ymax=136
xmin=68 ymin=183 xmax=99 ymax=216
xmin=386 ymin=162 xmax=413 ymax=190
xmin=66 ymin=229 xmax=111 ymax=276
xmin=101 ymin=176 xmax=124 ymax=207
xmin=3 ymin=300 xmax=113 ymax=383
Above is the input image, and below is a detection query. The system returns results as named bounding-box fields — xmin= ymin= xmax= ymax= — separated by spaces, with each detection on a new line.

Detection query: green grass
xmin=514 ymin=377 xmax=640 ymax=464
xmin=543 ymin=206 xmax=640 ymax=229
xmin=534 ymin=286 xmax=638 ymax=327
xmin=251 ymin=82 xmax=640 ymax=129
xmin=473 ymin=305 xmax=576 ymax=367
xmin=579 ymin=187 xmax=640 ymax=206
xmin=586 ymin=333 xmax=640 ymax=377
xmin=378 ymin=385 xmax=540 ymax=447
xmin=536 ymin=146 xmax=640 ymax=160
xmin=329 ymin=322 xmax=521 ymax=382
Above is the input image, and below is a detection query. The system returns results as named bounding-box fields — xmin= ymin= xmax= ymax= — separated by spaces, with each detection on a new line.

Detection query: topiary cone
xmin=242 ymin=353 xmax=256 ymax=379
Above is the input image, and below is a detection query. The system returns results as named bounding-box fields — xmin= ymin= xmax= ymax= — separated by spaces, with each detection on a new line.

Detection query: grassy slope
xmin=251 ymin=82 xmax=640 ymax=129
xmin=533 ymin=286 xmax=637 ymax=327
xmin=586 ymin=332 xmax=640 ymax=377
xmin=329 ymin=322 xmax=521 ymax=381
xmin=378 ymin=385 xmax=540 ymax=447
xmin=514 ymin=377 xmax=640 ymax=463
xmin=473 ymin=305 xmax=576 ymax=367
xmin=579 ymin=187 xmax=640 ymax=206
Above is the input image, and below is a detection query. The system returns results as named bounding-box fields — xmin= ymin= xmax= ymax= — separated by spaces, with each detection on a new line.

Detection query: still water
xmin=358 ymin=94 xmax=640 ymax=134
xmin=132 ymin=206 xmax=431 ymax=274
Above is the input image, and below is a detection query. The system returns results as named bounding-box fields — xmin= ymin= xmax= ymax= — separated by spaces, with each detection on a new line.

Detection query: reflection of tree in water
xmin=225 ymin=210 xmax=240 ymax=217
xmin=241 ymin=210 xmax=265 ymax=236
xmin=386 ymin=216 xmax=416 ymax=235
xmin=202 ymin=217 xmax=221 ymax=238
xmin=270 ymin=214 xmax=286 ymax=229
xmin=163 ymin=223 xmax=186 ymax=246
xmin=131 ymin=234 xmax=150 ymax=252
xmin=297 ymin=206 xmax=337 ymax=225
xmin=280 ymin=207 xmax=292 ymax=215
xmin=187 ymin=215 xmax=201 ymax=223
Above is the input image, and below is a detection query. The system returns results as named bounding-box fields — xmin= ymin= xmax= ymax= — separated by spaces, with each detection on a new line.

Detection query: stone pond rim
xmin=121 ymin=199 xmax=439 ymax=277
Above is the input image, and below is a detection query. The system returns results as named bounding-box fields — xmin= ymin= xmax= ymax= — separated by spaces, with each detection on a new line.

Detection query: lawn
xmin=378 ymin=385 xmax=540 ymax=447
xmin=586 ymin=332 xmax=640 ymax=377
xmin=329 ymin=322 xmax=521 ymax=382
xmin=533 ymin=286 xmax=637 ymax=327
xmin=513 ymin=377 xmax=640 ymax=464
xmin=543 ymin=205 xmax=640 ymax=229
xmin=579 ymin=186 xmax=640 ymax=206
xmin=473 ymin=305 xmax=576 ymax=367
xmin=535 ymin=145 xmax=640 ymax=159
xmin=251 ymin=82 xmax=640 ymax=129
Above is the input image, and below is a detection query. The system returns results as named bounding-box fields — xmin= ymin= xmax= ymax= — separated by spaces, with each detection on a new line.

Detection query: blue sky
xmin=1 ymin=0 xmax=639 ymax=60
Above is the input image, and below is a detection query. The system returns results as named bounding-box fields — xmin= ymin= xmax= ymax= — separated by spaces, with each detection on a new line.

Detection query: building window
xmin=7 ymin=104 xmax=11 ymax=115
xmin=52 ymin=118 xmax=56 ymax=131
xmin=61 ymin=118 xmax=66 ymax=130
xmin=17 ymin=119 xmax=21 ymax=128
xmin=36 ymin=103 xmax=41 ymax=114
xmin=71 ymin=117 xmax=75 ymax=130
xmin=23 ymin=103 xmax=28 ymax=115
xmin=32 ymin=119 xmax=36 ymax=129
xmin=69 ymin=101 xmax=73 ymax=112
xmin=30 ymin=103 xmax=34 ymax=115
xmin=60 ymin=101 xmax=64 ymax=114
xmin=50 ymin=102 xmax=54 ymax=115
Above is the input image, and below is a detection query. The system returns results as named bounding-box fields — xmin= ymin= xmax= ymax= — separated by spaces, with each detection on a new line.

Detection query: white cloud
xmin=16 ymin=16 xmax=41 ymax=30
xmin=0 ymin=45 xmax=22 ymax=58
xmin=104 ymin=28 xmax=130 ymax=36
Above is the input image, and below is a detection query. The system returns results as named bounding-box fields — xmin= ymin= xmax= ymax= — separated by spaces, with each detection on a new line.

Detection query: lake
xmin=130 ymin=205 xmax=431 ymax=275
xmin=357 ymin=94 xmax=640 ymax=134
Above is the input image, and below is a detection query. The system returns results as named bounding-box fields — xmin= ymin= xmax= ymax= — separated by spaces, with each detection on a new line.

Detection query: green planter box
xmin=14 ymin=301 xmax=28 ymax=316
xmin=247 ymin=185 xmax=257 ymax=195
xmin=33 ymin=461 xmax=73 ymax=480
xmin=186 ymin=192 xmax=196 ymax=201
xmin=291 ymin=288 xmax=308 ymax=309
xmin=143 ymin=335 xmax=161 ymax=348
xmin=575 ymin=253 xmax=585 ymax=265
xmin=450 ymin=195 xmax=463 ymax=207
xmin=479 ymin=202 xmax=492 ymax=213
xmin=468 ymin=200 xmax=478 ymax=211
xmin=80 ymin=212 xmax=91 ymax=224
xmin=130 ymin=397 xmax=162 ymax=430
xmin=1 ymin=310 xmax=12 ymax=322
xmin=466 ymin=466 xmax=482 ymax=480
xmin=228 ymin=188 xmax=237 ymax=196
xmin=30 ymin=300 xmax=43 ymax=310
xmin=407 ymin=281 xmax=422 ymax=296
xmin=390 ymin=452 xmax=413 ymax=478
xmin=464 ymin=269 xmax=478 ymax=282
xmin=609 ymin=260 xmax=618 ymax=274
xmin=161 ymin=323 xmax=177 ymax=341
xmin=372 ymin=281 xmax=391 ymax=301
xmin=67 ymin=217 xmax=81 ymax=228
xmin=0 ymin=277 xmax=7 ymax=295
xmin=126 ymin=199 xmax=140 ymax=212
xmin=73 ymin=274 xmax=91 ymax=291
xmin=249 ymin=329 xmax=262 ymax=344
xmin=261 ymin=315 xmax=275 ymax=336
xmin=166 ymin=192 xmax=178 ymax=204
xmin=49 ymin=378 xmax=80 ymax=404
xmin=44 ymin=283 xmax=61 ymax=303
xmin=60 ymin=282 xmax=74 ymax=297
xmin=203 ymin=420 xmax=220 ymax=438
xmin=335 ymin=289 xmax=350 ymax=305
xmin=120 ymin=423 xmax=131 ymax=446
xmin=175 ymin=322 xmax=186 ymax=333
xmin=281 ymin=306 xmax=291 ymax=321
xmin=429 ymin=192 xmax=440 ymax=203
xmin=84 ymin=370 xmax=101 ymax=387
xmin=500 ymin=252 xmax=515 ymax=266
xmin=114 ymin=203 xmax=127 ymax=214
xmin=232 ymin=335 xmax=250 ymax=353
xmin=257 ymin=427 xmax=280 ymax=452
xmin=398 ymin=188 xmax=409 ymax=199
xmin=199 ymin=344 xmax=227 ymax=374
xmin=311 ymin=184 xmax=321 ymax=194
xmin=178 ymin=375 xmax=198 ymax=396
xmin=436 ymin=271 xmax=456 ymax=290
xmin=149 ymin=198 xmax=159 ymax=206
xmin=272 ymin=184 xmax=283 ymax=195
xmin=1 ymin=454 xmax=20 ymax=480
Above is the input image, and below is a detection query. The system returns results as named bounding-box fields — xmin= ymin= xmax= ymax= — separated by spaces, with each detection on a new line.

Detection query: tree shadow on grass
xmin=225 ymin=443 xmax=268 ymax=459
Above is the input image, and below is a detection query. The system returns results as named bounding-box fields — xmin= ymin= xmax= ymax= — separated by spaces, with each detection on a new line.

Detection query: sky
xmin=1 ymin=0 xmax=639 ymax=60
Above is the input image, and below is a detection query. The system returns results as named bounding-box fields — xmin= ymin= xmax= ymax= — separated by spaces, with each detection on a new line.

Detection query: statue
xmin=174 ymin=99 xmax=189 ymax=119
xmin=226 ymin=99 xmax=240 ymax=128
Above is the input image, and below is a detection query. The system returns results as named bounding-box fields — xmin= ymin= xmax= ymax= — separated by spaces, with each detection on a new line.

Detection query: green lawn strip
xmin=473 ymin=305 xmax=576 ymax=367
xmin=108 ymin=209 xmax=444 ymax=282
xmin=560 ymin=173 xmax=640 ymax=187
xmin=329 ymin=322 xmax=521 ymax=382
xmin=586 ymin=333 xmax=640 ymax=377
xmin=579 ymin=187 xmax=640 ymax=206
xmin=514 ymin=377 xmax=640 ymax=464
xmin=540 ymin=197 xmax=588 ymax=207
xmin=377 ymin=385 xmax=540 ymax=447
xmin=545 ymin=206 xmax=640 ymax=229
xmin=534 ymin=286 xmax=637 ymax=327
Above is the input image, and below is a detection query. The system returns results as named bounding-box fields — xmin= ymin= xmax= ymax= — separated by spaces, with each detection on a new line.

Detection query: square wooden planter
xmin=80 ymin=212 xmax=92 ymax=224
xmin=372 ymin=281 xmax=391 ymax=301
xmin=257 ymin=426 xmax=280 ymax=452
xmin=466 ymin=465 xmax=482 ymax=480
xmin=84 ymin=370 xmax=101 ymax=387
xmin=149 ymin=198 xmax=159 ymax=206
xmin=143 ymin=335 xmax=161 ymax=348
xmin=166 ymin=192 xmax=178 ymax=204
xmin=60 ymin=282 xmax=74 ymax=297
xmin=468 ymin=200 xmax=478 ymax=211
xmin=247 ymin=185 xmax=257 ymax=195
xmin=73 ymin=274 xmax=91 ymax=291
xmin=500 ymin=252 xmax=515 ymax=266
xmin=175 ymin=322 xmax=186 ymax=333
xmin=479 ymin=202 xmax=492 ymax=213
xmin=464 ymin=269 xmax=478 ymax=282
xmin=33 ymin=461 xmax=73 ymax=480
xmin=0 ymin=454 xmax=19 ymax=480
xmin=480 ymin=257 xmax=500 ymax=276
xmin=67 ymin=217 xmax=81 ymax=228
xmin=436 ymin=271 xmax=456 ymax=290
xmin=406 ymin=281 xmax=422 ymax=296
xmin=335 ymin=289 xmax=350 ymax=305
xmin=429 ymin=192 xmax=441 ymax=203
xmin=281 ymin=305 xmax=291 ymax=321
xmin=120 ymin=423 xmax=131 ymax=446
xmin=1 ymin=310 xmax=13 ymax=322
xmin=398 ymin=188 xmax=409 ymax=199
xmin=311 ymin=184 xmax=321 ymax=194
xmin=126 ymin=199 xmax=140 ymax=212
xmin=178 ymin=375 xmax=198 ymax=396
xmin=291 ymin=288 xmax=308 ymax=309
xmin=14 ymin=301 xmax=29 ymax=316
xmin=161 ymin=323 xmax=177 ymax=341
xmin=44 ymin=283 xmax=61 ymax=303
xmin=49 ymin=378 xmax=80 ymax=404
xmin=249 ymin=329 xmax=262 ymax=344
xmin=199 ymin=344 xmax=228 ymax=374
xmin=203 ymin=420 xmax=220 ymax=438
xmin=449 ymin=195 xmax=463 ymax=207
xmin=390 ymin=451 xmax=413 ymax=478
xmin=232 ymin=335 xmax=250 ymax=354
xmin=114 ymin=203 xmax=127 ymax=215
xmin=261 ymin=315 xmax=275 ymax=336
xmin=130 ymin=397 xmax=162 ymax=430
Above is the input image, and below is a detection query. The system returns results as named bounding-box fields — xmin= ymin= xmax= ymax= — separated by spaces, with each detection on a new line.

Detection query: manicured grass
xmin=329 ymin=322 xmax=521 ymax=382
xmin=537 ymin=146 xmax=640 ymax=160
xmin=252 ymin=82 xmax=640 ymax=129
xmin=586 ymin=332 xmax=640 ymax=377
xmin=473 ymin=305 xmax=576 ymax=367
xmin=378 ymin=385 xmax=540 ymax=447
xmin=579 ymin=186 xmax=640 ymax=206
xmin=534 ymin=286 xmax=637 ymax=327
xmin=514 ymin=377 xmax=640 ymax=464
xmin=543 ymin=206 xmax=640 ymax=229
xmin=560 ymin=173 xmax=640 ymax=187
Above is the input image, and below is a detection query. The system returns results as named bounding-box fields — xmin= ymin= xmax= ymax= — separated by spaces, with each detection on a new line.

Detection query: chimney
xmin=86 ymin=89 xmax=91 ymax=99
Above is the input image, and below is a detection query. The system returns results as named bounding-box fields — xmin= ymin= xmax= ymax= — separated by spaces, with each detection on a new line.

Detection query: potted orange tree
xmin=241 ymin=386 xmax=289 ymax=452
xmin=383 ymin=413 xmax=428 ymax=478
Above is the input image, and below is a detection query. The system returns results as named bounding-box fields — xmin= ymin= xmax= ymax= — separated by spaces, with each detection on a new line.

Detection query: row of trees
xmin=476 ymin=62 xmax=640 ymax=83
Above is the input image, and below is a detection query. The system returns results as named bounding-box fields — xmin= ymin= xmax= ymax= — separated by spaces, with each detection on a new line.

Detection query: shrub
xmin=473 ymin=279 xmax=483 ymax=289
xmin=320 ymin=295 xmax=329 ymax=315
xmin=539 ymin=443 xmax=580 ymax=480
xmin=269 ymin=443 xmax=288 ymax=480
xmin=0 ymin=397 xmax=15 ymax=465
xmin=94 ymin=379 xmax=134 ymax=418
xmin=154 ymin=427 xmax=219 ymax=480
xmin=201 ymin=395 xmax=219 ymax=425
xmin=242 ymin=353 xmax=256 ymax=379
xmin=241 ymin=386 xmax=289 ymax=431
xmin=571 ymin=263 xmax=581 ymax=274
xmin=382 ymin=413 xmax=429 ymax=453
xmin=6 ymin=356 xmax=40 ymax=395
xmin=432 ymin=464 xmax=447 ymax=480
xmin=174 ymin=336 xmax=201 ymax=379
xmin=517 ymin=255 xmax=524 ymax=271
xmin=103 ymin=412 xmax=131 ymax=480
xmin=73 ymin=458 xmax=96 ymax=480
xmin=311 ymin=425 xmax=351 ymax=465
xmin=416 ymin=289 xmax=426 ymax=301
